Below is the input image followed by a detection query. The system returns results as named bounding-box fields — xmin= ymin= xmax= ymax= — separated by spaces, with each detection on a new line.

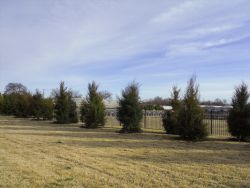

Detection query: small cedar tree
xmin=117 ymin=82 xmax=143 ymax=133
xmin=178 ymin=76 xmax=208 ymax=140
xmin=80 ymin=81 xmax=105 ymax=128
xmin=162 ymin=86 xmax=181 ymax=134
xmin=227 ymin=82 xmax=250 ymax=141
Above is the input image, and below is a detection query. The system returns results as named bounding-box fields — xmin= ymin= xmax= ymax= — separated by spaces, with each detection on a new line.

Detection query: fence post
xmin=144 ymin=110 xmax=146 ymax=128
xmin=210 ymin=110 xmax=213 ymax=135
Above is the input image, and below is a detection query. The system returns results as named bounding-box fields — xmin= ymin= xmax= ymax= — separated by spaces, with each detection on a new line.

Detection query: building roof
xmin=162 ymin=106 xmax=173 ymax=110
xmin=72 ymin=98 xmax=119 ymax=109
xmin=104 ymin=100 xmax=119 ymax=109
xmin=72 ymin=97 xmax=83 ymax=107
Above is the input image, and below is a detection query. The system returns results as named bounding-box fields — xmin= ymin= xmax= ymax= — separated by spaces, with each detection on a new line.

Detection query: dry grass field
xmin=0 ymin=116 xmax=250 ymax=188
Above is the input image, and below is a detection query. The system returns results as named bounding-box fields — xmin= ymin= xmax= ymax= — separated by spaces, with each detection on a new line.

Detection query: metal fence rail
xmin=105 ymin=109 xmax=231 ymax=136
xmin=204 ymin=111 xmax=230 ymax=136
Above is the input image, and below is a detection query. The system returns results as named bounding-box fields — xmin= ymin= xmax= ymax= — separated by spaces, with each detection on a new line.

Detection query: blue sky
xmin=0 ymin=0 xmax=250 ymax=101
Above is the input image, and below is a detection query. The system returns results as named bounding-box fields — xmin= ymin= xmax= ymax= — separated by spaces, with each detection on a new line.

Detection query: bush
xmin=227 ymin=82 xmax=250 ymax=141
xmin=117 ymin=82 xmax=143 ymax=133
xmin=80 ymin=81 xmax=105 ymax=128
xmin=2 ymin=94 xmax=15 ymax=115
xmin=14 ymin=93 xmax=32 ymax=118
xmin=162 ymin=86 xmax=181 ymax=135
xmin=178 ymin=76 xmax=208 ymax=140
xmin=30 ymin=90 xmax=44 ymax=120
xmin=41 ymin=98 xmax=54 ymax=120
xmin=68 ymin=94 xmax=79 ymax=123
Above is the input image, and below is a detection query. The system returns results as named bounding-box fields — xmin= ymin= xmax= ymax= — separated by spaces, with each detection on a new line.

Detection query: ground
xmin=0 ymin=116 xmax=249 ymax=188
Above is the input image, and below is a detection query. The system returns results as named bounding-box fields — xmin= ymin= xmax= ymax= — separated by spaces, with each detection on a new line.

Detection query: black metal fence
xmin=204 ymin=110 xmax=230 ymax=136
xmin=105 ymin=109 xmax=231 ymax=136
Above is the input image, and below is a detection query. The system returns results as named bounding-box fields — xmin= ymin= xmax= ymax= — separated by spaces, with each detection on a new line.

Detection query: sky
xmin=0 ymin=0 xmax=250 ymax=101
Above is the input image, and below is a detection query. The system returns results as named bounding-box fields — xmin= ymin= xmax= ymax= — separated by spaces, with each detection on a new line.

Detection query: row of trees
xmin=0 ymin=78 xmax=249 ymax=141
xmin=0 ymin=83 xmax=54 ymax=120
xmin=82 ymin=77 xmax=249 ymax=141
xmin=0 ymin=80 xmax=143 ymax=133
xmin=162 ymin=79 xmax=250 ymax=141
xmin=0 ymin=81 xmax=108 ymax=126
xmin=78 ymin=77 xmax=209 ymax=139
xmin=0 ymin=82 xmax=80 ymax=123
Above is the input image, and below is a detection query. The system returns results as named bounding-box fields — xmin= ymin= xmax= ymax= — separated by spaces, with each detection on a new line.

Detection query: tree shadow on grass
xmin=9 ymin=129 xmax=249 ymax=154
xmin=1 ymin=116 xmax=250 ymax=153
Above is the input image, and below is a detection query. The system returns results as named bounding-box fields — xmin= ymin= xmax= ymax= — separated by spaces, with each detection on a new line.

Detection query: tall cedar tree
xmin=178 ymin=76 xmax=208 ymax=140
xmin=54 ymin=82 xmax=78 ymax=124
xmin=54 ymin=82 xmax=70 ymax=123
xmin=227 ymin=82 xmax=250 ymax=141
xmin=162 ymin=86 xmax=181 ymax=134
xmin=117 ymin=82 xmax=143 ymax=133
xmin=80 ymin=81 xmax=105 ymax=128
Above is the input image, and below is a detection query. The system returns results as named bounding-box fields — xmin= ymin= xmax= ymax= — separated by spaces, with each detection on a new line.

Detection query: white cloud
xmin=0 ymin=0 xmax=250 ymax=99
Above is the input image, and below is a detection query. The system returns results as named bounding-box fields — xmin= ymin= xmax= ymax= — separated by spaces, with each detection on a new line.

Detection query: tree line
xmin=162 ymin=78 xmax=250 ymax=141
xmin=0 ymin=83 xmax=54 ymax=120
xmin=0 ymin=77 xmax=249 ymax=141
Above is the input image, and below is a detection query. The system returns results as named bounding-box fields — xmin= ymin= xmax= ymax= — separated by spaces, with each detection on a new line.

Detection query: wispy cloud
xmin=0 ymin=0 xmax=250 ymax=99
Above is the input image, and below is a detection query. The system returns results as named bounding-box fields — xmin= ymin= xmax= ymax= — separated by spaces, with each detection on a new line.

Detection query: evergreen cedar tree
xmin=228 ymin=82 xmax=250 ymax=141
xmin=162 ymin=86 xmax=181 ymax=135
xmin=178 ymin=77 xmax=208 ymax=140
xmin=80 ymin=81 xmax=105 ymax=128
xmin=54 ymin=82 xmax=78 ymax=124
xmin=117 ymin=82 xmax=143 ymax=133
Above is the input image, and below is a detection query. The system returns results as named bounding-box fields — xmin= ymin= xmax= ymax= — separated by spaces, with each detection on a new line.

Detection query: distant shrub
xmin=41 ymin=98 xmax=54 ymax=120
xmin=14 ymin=93 xmax=32 ymax=118
xmin=30 ymin=90 xmax=44 ymax=120
xmin=178 ymin=76 xmax=208 ymax=140
xmin=2 ymin=94 xmax=14 ymax=115
xmin=80 ymin=81 xmax=105 ymax=128
xmin=68 ymin=94 xmax=79 ymax=123
xmin=162 ymin=86 xmax=181 ymax=135
xmin=117 ymin=82 xmax=143 ymax=133
xmin=227 ymin=82 xmax=250 ymax=141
